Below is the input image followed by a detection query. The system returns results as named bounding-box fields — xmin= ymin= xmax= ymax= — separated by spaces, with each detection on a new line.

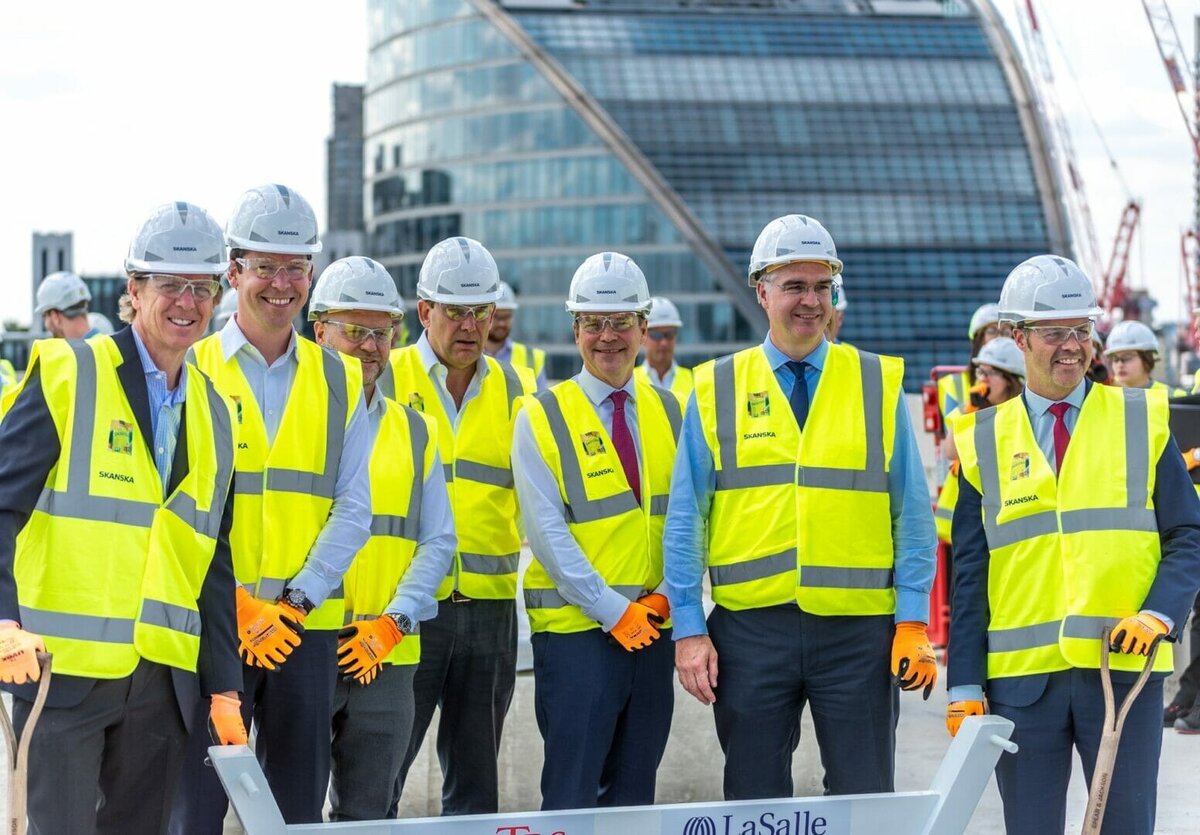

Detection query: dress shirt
xmin=641 ymin=360 xmax=679 ymax=390
xmin=491 ymin=338 xmax=549 ymax=392
xmin=415 ymin=332 xmax=490 ymax=425
xmin=218 ymin=317 xmax=371 ymax=607
xmin=663 ymin=335 xmax=937 ymax=639
xmin=512 ymin=368 xmax=642 ymax=631
xmin=130 ymin=326 xmax=185 ymax=496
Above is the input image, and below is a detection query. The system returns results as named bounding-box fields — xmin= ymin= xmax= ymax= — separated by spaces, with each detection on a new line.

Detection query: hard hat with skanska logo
xmin=125 ymin=202 xmax=229 ymax=276
xmin=417 ymin=237 xmax=502 ymax=305
xmin=998 ymin=255 xmax=1101 ymax=323
xmin=496 ymin=281 xmax=519 ymax=311
xmin=748 ymin=214 xmax=843 ymax=286
xmin=968 ymin=302 xmax=1000 ymax=340
xmin=566 ymin=252 xmax=650 ymax=313
xmin=226 ymin=183 xmax=322 ymax=255
xmin=647 ymin=296 xmax=683 ymax=329
xmin=1103 ymin=319 xmax=1158 ymax=357
xmin=972 ymin=336 xmax=1025 ymax=378
xmin=309 ymin=256 xmax=405 ymax=321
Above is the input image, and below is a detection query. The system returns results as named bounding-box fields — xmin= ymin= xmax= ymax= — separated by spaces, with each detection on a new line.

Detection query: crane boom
xmin=1141 ymin=0 xmax=1200 ymax=162
xmin=1101 ymin=200 xmax=1142 ymax=319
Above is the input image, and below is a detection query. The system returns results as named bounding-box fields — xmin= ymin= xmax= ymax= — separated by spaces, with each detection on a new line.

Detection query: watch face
xmin=283 ymin=588 xmax=313 ymax=613
xmin=391 ymin=613 xmax=414 ymax=634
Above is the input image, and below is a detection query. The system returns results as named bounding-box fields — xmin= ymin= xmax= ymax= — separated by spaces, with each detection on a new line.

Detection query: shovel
xmin=0 ymin=653 xmax=52 ymax=835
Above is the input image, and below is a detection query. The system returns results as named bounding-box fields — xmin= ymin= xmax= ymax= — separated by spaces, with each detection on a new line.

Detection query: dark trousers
xmin=169 ymin=629 xmax=337 ymax=833
xmin=329 ymin=662 xmax=417 ymax=822
xmin=991 ymin=668 xmax=1162 ymax=835
xmin=708 ymin=605 xmax=897 ymax=800
xmin=532 ymin=627 xmax=674 ymax=810
xmin=13 ymin=659 xmax=187 ymax=835
xmin=394 ymin=597 xmax=516 ymax=815
xmin=1171 ymin=593 xmax=1200 ymax=705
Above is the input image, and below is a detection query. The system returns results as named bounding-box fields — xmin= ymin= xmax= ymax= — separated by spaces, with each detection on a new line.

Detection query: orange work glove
xmin=208 ymin=692 xmax=248 ymax=745
xmin=1110 ymin=612 xmax=1169 ymax=656
xmin=0 ymin=623 xmax=45 ymax=685
xmin=1183 ymin=448 xmax=1200 ymax=472
xmin=337 ymin=616 xmax=405 ymax=686
xmin=637 ymin=592 xmax=670 ymax=623
xmin=609 ymin=601 xmax=663 ymax=652
xmin=235 ymin=586 xmax=303 ymax=670
xmin=946 ymin=700 xmax=986 ymax=737
xmin=966 ymin=381 xmax=989 ymax=413
xmin=892 ymin=621 xmax=937 ymax=699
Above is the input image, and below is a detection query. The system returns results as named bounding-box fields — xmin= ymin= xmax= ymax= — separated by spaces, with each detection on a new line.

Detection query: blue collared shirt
xmin=1022 ymin=380 xmax=1086 ymax=471
xmin=130 ymin=326 xmax=186 ymax=497
xmin=416 ymin=332 xmax=490 ymax=424
xmin=663 ymin=335 xmax=937 ymax=638
xmin=641 ymin=360 xmax=681 ymax=390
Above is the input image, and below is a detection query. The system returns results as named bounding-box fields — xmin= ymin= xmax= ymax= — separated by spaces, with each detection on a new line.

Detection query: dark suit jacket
xmin=0 ymin=327 xmax=241 ymax=730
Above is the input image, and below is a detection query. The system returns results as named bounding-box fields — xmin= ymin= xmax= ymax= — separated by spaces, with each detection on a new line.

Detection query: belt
xmin=450 ymin=590 xmax=474 ymax=604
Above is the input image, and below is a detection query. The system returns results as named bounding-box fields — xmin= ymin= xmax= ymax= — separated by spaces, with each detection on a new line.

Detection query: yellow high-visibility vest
xmin=955 ymin=385 xmax=1173 ymax=678
xmin=510 ymin=342 xmax=546 ymax=380
xmin=521 ymin=377 xmax=681 ymax=633
xmin=379 ymin=346 xmax=532 ymax=599
xmin=693 ymin=342 xmax=903 ymax=615
xmin=190 ymin=334 xmax=363 ymax=631
xmin=342 ymin=398 xmax=438 ymax=666
xmin=937 ymin=371 xmax=969 ymax=420
xmin=635 ymin=363 xmax=694 ymax=405
xmin=1148 ymin=380 xmax=1188 ymax=398
xmin=14 ymin=337 xmax=236 ymax=678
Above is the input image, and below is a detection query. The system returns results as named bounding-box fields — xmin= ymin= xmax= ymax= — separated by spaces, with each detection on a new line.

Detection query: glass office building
xmin=365 ymin=0 xmax=1068 ymax=385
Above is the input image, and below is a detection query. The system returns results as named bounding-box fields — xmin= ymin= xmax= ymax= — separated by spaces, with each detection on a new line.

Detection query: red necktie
xmin=609 ymin=390 xmax=641 ymax=505
xmin=1048 ymin=401 xmax=1071 ymax=474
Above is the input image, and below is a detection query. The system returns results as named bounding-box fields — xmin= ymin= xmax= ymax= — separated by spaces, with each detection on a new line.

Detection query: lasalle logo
xmin=230 ymin=395 xmax=243 ymax=425
xmin=682 ymin=811 xmax=832 ymax=835
xmin=1009 ymin=452 xmax=1030 ymax=481
xmin=409 ymin=392 xmax=425 ymax=412
xmin=108 ymin=420 xmax=134 ymax=455
xmin=581 ymin=431 xmax=606 ymax=456
xmin=747 ymin=391 xmax=770 ymax=418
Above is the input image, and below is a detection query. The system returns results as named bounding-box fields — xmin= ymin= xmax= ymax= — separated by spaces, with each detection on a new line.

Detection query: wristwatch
xmin=278 ymin=587 xmax=315 ymax=615
xmin=386 ymin=613 xmax=415 ymax=634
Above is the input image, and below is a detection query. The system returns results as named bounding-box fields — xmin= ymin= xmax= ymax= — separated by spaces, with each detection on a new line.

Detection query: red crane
xmin=1099 ymin=200 xmax=1142 ymax=322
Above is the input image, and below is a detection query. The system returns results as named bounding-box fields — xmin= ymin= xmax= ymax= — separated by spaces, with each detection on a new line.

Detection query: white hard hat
xmin=647 ymin=296 xmax=683 ymax=329
xmin=125 ymin=202 xmax=229 ymax=276
xmin=226 ymin=183 xmax=321 ymax=255
xmin=87 ymin=312 xmax=115 ymax=335
xmin=748 ymin=214 xmax=843 ymax=286
xmin=309 ymin=257 xmax=404 ymax=321
xmin=417 ymin=237 xmax=502 ymax=305
xmin=496 ymin=281 xmax=519 ymax=311
xmin=35 ymin=271 xmax=92 ymax=316
xmin=972 ymin=336 xmax=1025 ymax=378
xmin=968 ymin=302 xmax=1000 ymax=340
xmin=998 ymin=255 xmax=1101 ymax=323
xmin=834 ymin=285 xmax=848 ymax=313
xmin=566 ymin=252 xmax=650 ymax=313
xmin=213 ymin=288 xmax=237 ymax=331
xmin=1103 ymin=319 xmax=1158 ymax=356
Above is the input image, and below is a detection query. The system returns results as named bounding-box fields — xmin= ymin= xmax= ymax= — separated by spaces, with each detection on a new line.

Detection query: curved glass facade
xmin=365 ymin=0 xmax=1062 ymax=385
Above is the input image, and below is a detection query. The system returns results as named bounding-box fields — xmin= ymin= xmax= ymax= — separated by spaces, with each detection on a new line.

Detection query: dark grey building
xmin=365 ymin=0 xmax=1067 ymax=384
xmin=328 ymin=84 xmax=366 ymax=235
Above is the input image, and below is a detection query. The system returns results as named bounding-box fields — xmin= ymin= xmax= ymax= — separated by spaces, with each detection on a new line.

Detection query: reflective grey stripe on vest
xmin=952 ymin=374 xmax=964 ymax=412
xmin=934 ymin=506 xmax=953 ymax=521
xmin=264 ymin=349 xmax=348 ymax=500
xmin=536 ymin=390 xmax=639 ymax=524
xmin=443 ymin=463 xmax=454 ymax=483
xmin=376 ymin=362 xmax=396 ymax=401
xmin=369 ymin=407 xmax=428 ymax=542
xmin=234 ymin=472 xmax=264 ymax=495
xmin=456 ymin=459 xmax=514 ymax=489
xmin=709 ymin=548 xmax=796 ymax=586
xmin=500 ymin=362 xmax=523 ymax=416
xmin=139 ymin=598 xmax=202 ymax=637
xmin=255 ymin=577 xmax=288 ymax=599
xmin=460 ymin=552 xmax=520 ymax=576
xmin=524 ymin=584 xmax=643 ymax=610
xmin=19 ymin=606 xmax=134 ymax=644
xmin=1062 ymin=614 xmax=1122 ymax=641
xmin=987 ymin=619 xmax=1061 ymax=653
xmin=651 ymin=384 xmax=682 ymax=442
xmin=713 ymin=350 xmax=888 ymax=493
xmin=164 ymin=373 xmax=236 ymax=540
xmin=801 ymin=565 xmax=893 ymax=590
xmin=650 ymin=494 xmax=669 ymax=516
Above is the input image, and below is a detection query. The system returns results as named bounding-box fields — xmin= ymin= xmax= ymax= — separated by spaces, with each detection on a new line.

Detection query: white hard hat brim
xmin=419 ymin=290 xmax=503 ymax=305
xmin=1001 ymin=306 xmax=1102 ymax=323
xmin=566 ymin=301 xmax=651 ymax=314
xmin=226 ymin=234 xmax=322 ymax=256
xmin=308 ymin=301 xmax=405 ymax=321
xmin=125 ymin=258 xmax=230 ymax=276
xmin=748 ymin=255 xmax=844 ymax=286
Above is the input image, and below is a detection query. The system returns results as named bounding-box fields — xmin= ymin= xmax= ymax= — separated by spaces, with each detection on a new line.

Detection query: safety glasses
xmin=145 ymin=275 xmax=222 ymax=302
xmin=1021 ymin=323 xmax=1093 ymax=346
xmin=574 ymin=313 xmax=642 ymax=334
xmin=235 ymin=257 xmax=312 ymax=281
xmin=324 ymin=320 xmax=397 ymax=345
xmin=440 ymin=303 xmax=495 ymax=322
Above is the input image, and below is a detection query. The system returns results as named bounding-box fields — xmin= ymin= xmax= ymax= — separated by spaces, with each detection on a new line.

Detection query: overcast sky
xmin=2 ymin=1 xmax=1196 ymax=328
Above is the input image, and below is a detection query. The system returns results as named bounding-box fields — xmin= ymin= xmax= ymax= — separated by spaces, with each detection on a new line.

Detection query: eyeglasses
xmin=647 ymin=330 xmax=677 ymax=342
xmin=440 ymin=303 xmax=495 ymax=322
xmin=764 ymin=279 xmax=837 ymax=298
xmin=145 ymin=275 xmax=221 ymax=302
xmin=975 ymin=367 xmax=1002 ymax=380
xmin=983 ymin=324 xmax=1013 ymax=339
xmin=324 ymin=320 xmax=396 ymax=345
xmin=236 ymin=257 xmax=312 ymax=281
xmin=574 ymin=313 xmax=642 ymax=334
xmin=1107 ymin=352 xmax=1142 ymax=365
xmin=1020 ymin=323 xmax=1094 ymax=346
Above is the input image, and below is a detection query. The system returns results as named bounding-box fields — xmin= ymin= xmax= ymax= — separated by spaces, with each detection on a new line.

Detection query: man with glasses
xmin=382 ymin=236 xmax=532 ymax=816
xmin=307 ymin=257 xmax=456 ymax=821
xmin=486 ymin=281 xmax=548 ymax=392
xmin=514 ymin=253 xmax=679 ymax=809
xmin=665 ymin=214 xmax=937 ymax=800
xmin=171 ymin=184 xmax=372 ymax=832
xmin=947 ymin=255 xmax=1200 ymax=834
xmin=0 ymin=202 xmax=247 ymax=833
xmin=635 ymin=296 xmax=693 ymax=405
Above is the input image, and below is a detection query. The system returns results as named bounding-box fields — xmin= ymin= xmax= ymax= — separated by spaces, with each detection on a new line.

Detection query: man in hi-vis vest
xmin=0 ymin=202 xmax=246 ymax=834
xmin=948 ymin=255 xmax=1200 ymax=835
xmin=634 ymin=296 xmax=694 ymax=405
xmin=486 ymin=280 xmax=548 ymax=392
xmin=664 ymin=214 xmax=937 ymax=799
xmin=383 ymin=237 xmax=533 ymax=815
xmin=514 ymin=253 xmax=679 ymax=809
xmin=309 ymin=257 xmax=456 ymax=821
xmin=171 ymin=184 xmax=372 ymax=831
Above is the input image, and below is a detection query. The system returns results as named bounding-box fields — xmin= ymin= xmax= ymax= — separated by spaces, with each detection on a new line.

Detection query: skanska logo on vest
xmin=1003 ymin=494 xmax=1039 ymax=507
xmin=683 ymin=810 xmax=831 ymax=835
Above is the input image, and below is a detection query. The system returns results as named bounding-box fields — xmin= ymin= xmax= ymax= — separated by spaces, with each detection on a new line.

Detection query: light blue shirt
xmin=416 ymin=332 xmax=490 ymax=424
xmin=364 ymin=389 xmax=457 ymax=626
xmin=641 ymin=360 xmax=680 ymax=390
xmin=130 ymin=326 xmax=186 ymax=497
xmin=663 ymin=336 xmax=937 ymax=639
xmin=1022 ymin=380 xmax=1086 ymax=471
xmin=218 ymin=317 xmax=372 ymax=608
xmin=492 ymin=339 xmax=549 ymax=392
xmin=512 ymin=368 xmax=642 ymax=631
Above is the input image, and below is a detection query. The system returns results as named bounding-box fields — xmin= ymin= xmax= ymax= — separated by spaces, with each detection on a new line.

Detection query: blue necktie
xmin=786 ymin=360 xmax=810 ymax=429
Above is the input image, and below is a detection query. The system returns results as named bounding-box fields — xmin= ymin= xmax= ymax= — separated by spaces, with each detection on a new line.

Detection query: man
xmin=0 ymin=201 xmax=246 ymax=834
xmin=35 ymin=270 xmax=99 ymax=339
xmin=947 ymin=255 xmax=1200 ymax=835
xmin=635 ymin=295 xmax=693 ymax=404
xmin=309 ymin=256 xmax=457 ymax=821
xmin=170 ymin=184 xmax=372 ymax=831
xmin=514 ymin=252 xmax=679 ymax=809
xmin=486 ymin=280 xmax=548 ymax=391
xmin=383 ymin=236 xmax=533 ymax=815
xmin=664 ymin=214 xmax=937 ymax=800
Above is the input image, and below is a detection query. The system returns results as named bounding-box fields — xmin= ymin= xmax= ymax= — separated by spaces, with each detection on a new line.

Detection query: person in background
xmin=35 ymin=271 xmax=98 ymax=339
xmin=937 ymin=302 xmax=1011 ymax=421
xmin=1104 ymin=319 xmax=1185 ymax=396
xmin=825 ymin=284 xmax=849 ymax=344
xmin=635 ymin=296 xmax=693 ymax=404
xmin=486 ymin=280 xmax=548 ymax=392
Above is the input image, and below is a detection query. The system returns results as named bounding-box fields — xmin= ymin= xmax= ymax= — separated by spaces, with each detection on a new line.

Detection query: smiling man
xmin=171 ymin=184 xmax=372 ymax=832
xmin=664 ymin=214 xmax=937 ymax=800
